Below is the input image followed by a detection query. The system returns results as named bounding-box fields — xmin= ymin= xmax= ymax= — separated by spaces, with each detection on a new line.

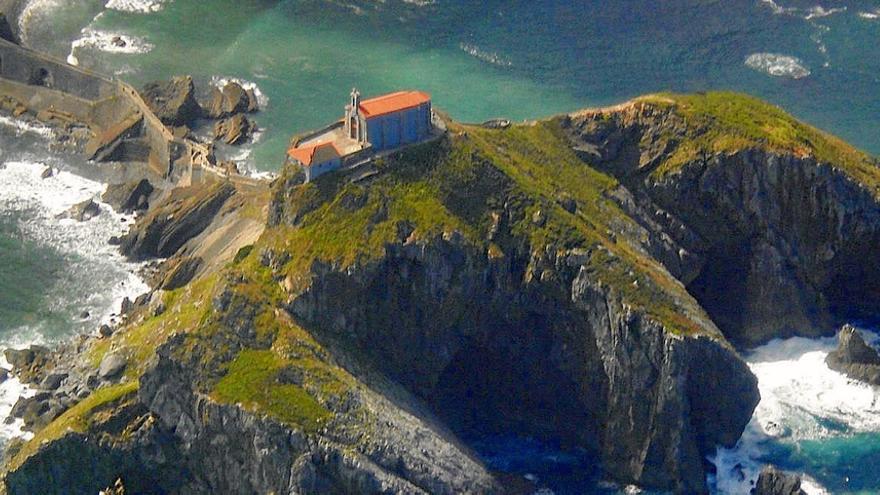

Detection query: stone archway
xmin=30 ymin=67 xmax=53 ymax=88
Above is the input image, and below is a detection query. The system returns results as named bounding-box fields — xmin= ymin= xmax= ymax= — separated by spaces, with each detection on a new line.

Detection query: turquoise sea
xmin=3 ymin=0 xmax=880 ymax=492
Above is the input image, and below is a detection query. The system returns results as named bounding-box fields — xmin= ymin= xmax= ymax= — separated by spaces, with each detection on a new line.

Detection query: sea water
xmin=5 ymin=0 xmax=880 ymax=492
xmin=0 ymin=117 xmax=149 ymax=447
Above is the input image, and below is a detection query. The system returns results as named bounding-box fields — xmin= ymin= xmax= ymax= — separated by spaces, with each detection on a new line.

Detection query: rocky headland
xmin=1 ymin=46 xmax=880 ymax=494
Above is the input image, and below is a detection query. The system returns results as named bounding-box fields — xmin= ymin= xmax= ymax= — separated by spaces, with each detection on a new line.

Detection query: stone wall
xmin=0 ymin=38 xmax=228 ymax=181
xmin=0 ymin=39 xmax=115 ymax=100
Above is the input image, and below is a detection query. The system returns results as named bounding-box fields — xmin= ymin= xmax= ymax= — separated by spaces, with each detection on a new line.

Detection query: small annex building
xmin=287 ymin=141 xmax=342 ymax=183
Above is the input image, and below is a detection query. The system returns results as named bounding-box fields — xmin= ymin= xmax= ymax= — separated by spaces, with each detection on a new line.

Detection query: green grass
xmin=6 ymin=382 xmax=139 ymax=472
xmin=642 ymin=92 xmax=880 ymax=190
xmin=212 ymin=349 xmax=332 ymax=432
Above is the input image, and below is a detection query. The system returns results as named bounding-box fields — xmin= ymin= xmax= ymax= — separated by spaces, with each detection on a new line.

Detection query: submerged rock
xmin=140 ymin=76 xmax=202 ymax=127
xmin=825 ymin=325 xmax=880 ymax=385
xmin=61 ymin=199 xmax=101 ymax=222
xmin=752 ymin=465 xmax=806 ymax=495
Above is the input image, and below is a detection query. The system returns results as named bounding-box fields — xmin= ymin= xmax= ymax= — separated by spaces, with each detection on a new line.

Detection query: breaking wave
xmin=459 ymin=42 xmax=513 ymax=67
xmin=67 ymin=28 xmax=154 ymax=66
xmin=709 ymin=329 xmax=880 ymax=494
xmin=745 ymin=52 xmax=811 ymax=79
xmin=104 ymin=0 xmax=171 ymax=14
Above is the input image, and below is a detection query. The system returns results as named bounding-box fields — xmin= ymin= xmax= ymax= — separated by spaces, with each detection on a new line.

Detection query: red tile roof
xmin=359 ymin=91 xmax=431 ymax=118
xmin=287 ymin=141 xmax=341 ymax=167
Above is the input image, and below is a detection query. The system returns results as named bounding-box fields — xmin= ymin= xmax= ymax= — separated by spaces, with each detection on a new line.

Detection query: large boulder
xmin=60 ymin=199 xmax=101 ymax=222
xmin=752 ymin=466 xmax=806 ymax=495
xmin=140 ymin=76 xmax=202 ymax=127
xmin=102 ymin=179 xmax=154 ymax=213
xmin=825 ymin=325 xmax=880 ymax=385
xmin=205 ymin=82 xmax=257 ymax=119
xmin=213 ymin=114 xmax=252 ymax=145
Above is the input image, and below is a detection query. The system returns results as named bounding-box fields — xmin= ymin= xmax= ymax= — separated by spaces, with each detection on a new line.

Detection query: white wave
xmin=459 ymin=42 xmax=513 ymax=67
xmin=16 ymin=0 xmax=62 ymax=46
xmin=67 ymin=28 xmax=154 ymax=66
xmin=745 ymin=52 xmax=811 ymax=79
xmin=210 ymin=76 xmax=270 ymax=110
xmin=709 ymin=329 xmax=880 ymax=494
xmin=804 ymin=6 xmax=846 ymax=20
xmin=104 ymin=0 xmax=171 ymax=13
xmin=858 ymin=9 xmax=880 ymax=20
xmin=0 ymin=356 xmax=33 ymax=444
xmin=760 ymin=0 xmax=846 ymax=20
xmin=0 ymin=160 xmax=150 ymax=325
xmin=402 ymin=0 xmax=435 ymax=6
xmin=0 ymin=156 xmax=149 ymax=446
xmin=0 ymin=116 xmax=55 ymax=140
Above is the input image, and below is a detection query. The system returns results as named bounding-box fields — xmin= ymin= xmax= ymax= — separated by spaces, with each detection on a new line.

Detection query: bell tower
xmin=345 ymin=87 xmax=363 ymax=143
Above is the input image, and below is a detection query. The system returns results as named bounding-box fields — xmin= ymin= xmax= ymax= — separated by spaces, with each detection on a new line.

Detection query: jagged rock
xmin=5 ymin=348 xmax=36 ymax=370
xmin=80 ymin=311 xmax=91 ymax=319
xmin=120 ymin=183 xmax=236 ymax=260
xmin=160 ymin=256 xmax=202 ymax=290
xmin=0 ymin=368 xmax=8 ymax=384
xmin=99 ymin=324 xmax=114 ymax=338
xmin=61 ymin=199 xmax=101 ymax=221
xmin=205 ymin=82 xmax=256 ymax=119
xmin=102 ymin=179 xmax=154 ymax=213
xmin=40 ymin=372 xmax=68 ymax=391
xmin=98 ymin=353 xmax=127 ymax=379
xmin=213 ymin=114 xmax=252 ymax=145
xmin=825 ymin=325 xmax=880 ymax=385
xmin=100 ymin=479 xmax=127 ymax=495
xmin=120 ymin=297 xmax=134 ymax=315
xmin=752 ymin=466 xmax=806 ymax=495
xmin=140 ymin=76 xmax=202 ymax=127
xmin=245 ymin=88 xmax=259 ymax=113
xmin=40 ymin=166 xmax=54 ymax=179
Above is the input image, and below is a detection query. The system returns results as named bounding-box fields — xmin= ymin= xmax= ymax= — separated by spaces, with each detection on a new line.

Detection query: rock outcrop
xmin=119 ymin=182 xmax=235 ymax=260
xmin=565 ymin=95 xmax=880 ymax=346
xmin=213 ymin=114 xmax=252 ymax=145
xmin=752 ymin=466 xmax=806 ymax=495
xmin=204 ymin=82 xmax=258 ymax=119
xmin=825 ymin=325 xmax=880 ymax=385
xmin=140 ymin=76 xmax=202 ymax=127
xmin=102 ymin=179 xmax=154 ymax=213
xmin=60 ymin=198 xmax=101 ymax=221
xmin=10 ymin=92 xmax=880 ymax=494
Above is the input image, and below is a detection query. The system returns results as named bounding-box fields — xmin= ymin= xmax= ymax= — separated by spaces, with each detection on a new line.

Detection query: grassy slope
xmin=642 ymin=92 xmax=880 ymax=191
xmin=19 ymin=91 xmax=865 ymax=469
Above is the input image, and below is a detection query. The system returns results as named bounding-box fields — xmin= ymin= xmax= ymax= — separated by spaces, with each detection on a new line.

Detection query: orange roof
xmin=359 ymin=91 xmax=431 ymax=118
xmin=287 ymin=141 xmax=341 ymax=167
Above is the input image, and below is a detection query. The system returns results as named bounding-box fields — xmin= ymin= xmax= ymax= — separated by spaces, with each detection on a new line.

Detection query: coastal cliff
xmin=4 ymin=92 xmax=880 ymax=493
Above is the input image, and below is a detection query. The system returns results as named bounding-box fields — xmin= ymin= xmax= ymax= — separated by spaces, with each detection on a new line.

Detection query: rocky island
xmin=2 ymin=7 xmax=880 ymax=494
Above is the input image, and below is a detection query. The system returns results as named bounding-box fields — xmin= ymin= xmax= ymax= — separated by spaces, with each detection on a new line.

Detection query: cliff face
xmin=10 ymin=91 xmax=880 ymax=494
xmin=565 ymin=93 xmax=880 ymax=346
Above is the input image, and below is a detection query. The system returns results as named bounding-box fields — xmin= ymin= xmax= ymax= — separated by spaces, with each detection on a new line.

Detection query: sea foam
xmin=745 ymin=53 xmax=811 ymax=79
xmin=104 ymin=0 xmax=170 ymax=14
xmin=709 ymin=330 xmax=880 ymax=494
xmin=67 ymin=28 xmax=154 ymax=66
